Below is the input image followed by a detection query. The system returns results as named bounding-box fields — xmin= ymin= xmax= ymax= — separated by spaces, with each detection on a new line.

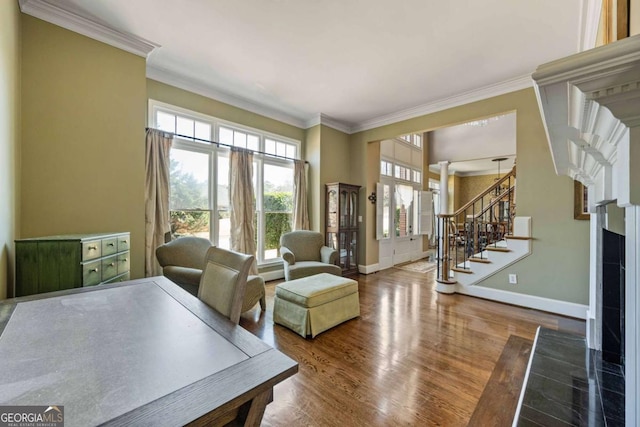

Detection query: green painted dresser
xmin=15 ymin=232 xmax=130 ymax=297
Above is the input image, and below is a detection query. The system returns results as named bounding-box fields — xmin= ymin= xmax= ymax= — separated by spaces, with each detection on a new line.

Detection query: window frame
xmin=149 ymin=100 xmax=301 ymax=266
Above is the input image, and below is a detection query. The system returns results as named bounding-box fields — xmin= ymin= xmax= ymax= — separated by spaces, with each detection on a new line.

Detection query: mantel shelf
xmin=532 ymin=34 xmax=640 ymax=208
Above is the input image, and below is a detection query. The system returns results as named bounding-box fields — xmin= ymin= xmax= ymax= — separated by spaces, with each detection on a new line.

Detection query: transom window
xmin=150 ymin=100 xmax=300 ymax=265
xmin=381 ymin=160 xmax=393 ymax=176
xmin=398 ymin=133 xmax=422 ymax=148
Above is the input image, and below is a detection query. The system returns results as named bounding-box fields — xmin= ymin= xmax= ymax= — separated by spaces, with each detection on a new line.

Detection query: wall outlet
xmin=509 ymin=274 xmax=518 ymax=284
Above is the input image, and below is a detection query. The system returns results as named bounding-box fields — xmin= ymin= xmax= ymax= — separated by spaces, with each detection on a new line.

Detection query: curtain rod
xmin=146 ymin=127 xmax=308 ymax=164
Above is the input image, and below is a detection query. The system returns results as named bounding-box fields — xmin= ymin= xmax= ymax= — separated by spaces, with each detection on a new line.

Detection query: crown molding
xmin=350 ymin=74 xmax=533 ymax=133
xmin=305 ymin=114 xmax=353 ymax=134
xmin=146 ymin=65 xmax=309 ymax=129
xmin=19 ymin=0 xmax=159 ymax=58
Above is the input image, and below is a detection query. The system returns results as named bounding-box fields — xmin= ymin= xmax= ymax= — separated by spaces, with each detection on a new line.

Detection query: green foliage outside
xmin=264 ymin=191 xmax=293 ymax=251
xmin=169 ymin=158 xmax=209 ymax=236
xmin=169 ymin=157 xmax=294 ymax=248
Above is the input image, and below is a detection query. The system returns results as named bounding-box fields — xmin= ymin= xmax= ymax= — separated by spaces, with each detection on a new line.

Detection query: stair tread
xmin=485 ymin=247 xmax=512 ymax=252
xmin=469 ymin=257 xmax=492 ymax=264
xmin=452 ymin=267 xmax=474 ymax=274
xmin=505 ymin=235 xmax=533 ymax=240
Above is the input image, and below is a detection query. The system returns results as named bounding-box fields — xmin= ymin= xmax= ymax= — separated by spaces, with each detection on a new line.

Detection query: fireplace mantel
xmin=532 ymin=34 xmax=640 ymax=209
xmin=532 ymin=34 xmax=640 ymax=426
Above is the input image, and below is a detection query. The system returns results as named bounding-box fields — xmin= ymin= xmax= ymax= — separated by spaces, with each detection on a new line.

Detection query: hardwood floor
xmin=239 ymin=267 xmax=585 ymax=426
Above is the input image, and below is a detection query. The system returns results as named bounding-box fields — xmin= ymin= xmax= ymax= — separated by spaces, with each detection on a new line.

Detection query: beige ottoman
xmin=273 ymin=273 xmax=360 ymax=338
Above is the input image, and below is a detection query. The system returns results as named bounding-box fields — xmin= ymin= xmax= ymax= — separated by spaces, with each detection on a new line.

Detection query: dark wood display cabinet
xmin=326 ymin=183 xmax=361 ymax=275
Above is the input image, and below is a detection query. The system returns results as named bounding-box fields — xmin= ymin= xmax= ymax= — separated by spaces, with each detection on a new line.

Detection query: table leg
xmin=242 ymin=388 xmax=273 ymax=427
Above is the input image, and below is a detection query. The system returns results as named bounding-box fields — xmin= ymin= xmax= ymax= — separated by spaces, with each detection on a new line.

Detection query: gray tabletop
xmin=0 ymin=277 xmax=297 ymax=426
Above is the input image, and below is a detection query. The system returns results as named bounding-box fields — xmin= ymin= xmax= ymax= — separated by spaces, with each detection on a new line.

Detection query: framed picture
xmin=574 ymin=180 xmax=589 ymax=220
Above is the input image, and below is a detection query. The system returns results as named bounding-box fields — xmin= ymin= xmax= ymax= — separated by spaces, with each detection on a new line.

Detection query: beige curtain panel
xmin=144 ymin=128 xmax=173 ymax=277
xmin=293 ymin=159 xmax=310 ymax=230
xmin=229 ymin=147 xmax=259 ymax=275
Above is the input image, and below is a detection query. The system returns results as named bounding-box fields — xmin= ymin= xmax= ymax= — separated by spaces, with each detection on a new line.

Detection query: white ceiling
xmin=428 ymin=113 xmax=516 ymax=175
xmin=25 ymin=0 xmax=593 ymax=132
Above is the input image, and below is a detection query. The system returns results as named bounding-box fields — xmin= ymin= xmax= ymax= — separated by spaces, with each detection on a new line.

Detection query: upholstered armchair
xmin=279 ymin=230 xmax=342 ymax=281
xmin=155 ymin=236 xmax=212 ymax=296
xmin=156 ymin=237 xmax=266 ymax=313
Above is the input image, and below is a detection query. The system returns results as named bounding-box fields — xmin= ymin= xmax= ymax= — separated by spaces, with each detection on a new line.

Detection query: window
xmin=169 ymin=149 xmax=212 ymax=239
xmin=219 ymin=126 xmax=259 ymax=151
xmin=150 ymin=100 xmax=300 ymax=265
xmin=394 ymin=164 xmax=410 ymax=181
xmin=413 ymin=134 xmax=422 ymax=148
xmin=398 ymin=133 xmax=422 ymax=148
xmin=395 ymin=184 xmax=415 ymax=237
xmin=381 ymin=160 xmax=393 ymax=176
xmin=265 ymin=138 xmax=297 ymax=158
xmin=412 ymin=169 xmax=421 ymax=184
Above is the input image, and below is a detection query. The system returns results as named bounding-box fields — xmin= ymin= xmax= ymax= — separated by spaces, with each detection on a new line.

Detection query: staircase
xmin=435 ymin=167 xmax=533 ymax=288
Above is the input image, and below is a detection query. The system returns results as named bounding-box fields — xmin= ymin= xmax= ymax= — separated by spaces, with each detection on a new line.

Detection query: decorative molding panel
xmin=305 ymin=114 xmax=352 ymax=134
xmin=147 ymin=66 xmax=308 ymax=129
xmin=19 ymin=0 xmax=159 ymax=58
xmin=532 ymin=34 xmax=640 ymax=207
xmin=350 ymin=74 xmax=533 ymax=133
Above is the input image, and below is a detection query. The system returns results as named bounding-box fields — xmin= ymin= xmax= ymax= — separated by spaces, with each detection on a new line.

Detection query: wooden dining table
xmin=0 ymin=276 xmax=298 ymax=426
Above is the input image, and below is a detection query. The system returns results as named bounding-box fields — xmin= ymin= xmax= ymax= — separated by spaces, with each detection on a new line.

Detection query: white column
xmin=439 ymin=161 xmax=450 ymax=216
xmin=436 ymin=161 xmax=456 ymax=293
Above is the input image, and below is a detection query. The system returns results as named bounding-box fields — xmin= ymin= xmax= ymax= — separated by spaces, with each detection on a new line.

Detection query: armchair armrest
xmin=320 ymin=245 xmax=338 ymax=265
xmin=280 ymin=246 xmax=295 ymax=265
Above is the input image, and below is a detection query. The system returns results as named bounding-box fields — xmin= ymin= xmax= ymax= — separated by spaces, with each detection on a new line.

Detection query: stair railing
xmin=436 ymin=167 xmax=516 ymax=284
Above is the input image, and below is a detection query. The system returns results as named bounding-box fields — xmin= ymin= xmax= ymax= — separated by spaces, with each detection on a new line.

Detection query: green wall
xmin=305 ymin=125 xmax=322 ymax=230
xmin=351 ymin=88 xmax=590 ymax=304
xmin=0 ymin=1 xmax=21 ymax=299
xmin=20 ymin=15 xmax=147 ymax=279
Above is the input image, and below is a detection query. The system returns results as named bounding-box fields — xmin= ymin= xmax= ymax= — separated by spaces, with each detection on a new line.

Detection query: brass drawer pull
xmin=109 ymin=263 xmax=115 ymax=267
xmin=88 ymin=246 xmax=98 ymax=250
xmin=107 ymin=243 xmax=115 ymax=247
xmin=90 ymin=268 xmax=99 ymax=273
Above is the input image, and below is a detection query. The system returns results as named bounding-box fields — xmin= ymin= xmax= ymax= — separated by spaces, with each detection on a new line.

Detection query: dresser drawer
xmin=117 ymin=234 xmax=130 ymax=252
xmin=101 ymin=255 xmax=118 ymax=282
xmin=117 ymin=252 xmax=130 ymax=275
xmin=102 ymin=238 xmax=118 ymax=256
xmin=83 ymin=260 xmax=101 ymax=286
xmin=82 ymin=240 xmax=102 ymax=261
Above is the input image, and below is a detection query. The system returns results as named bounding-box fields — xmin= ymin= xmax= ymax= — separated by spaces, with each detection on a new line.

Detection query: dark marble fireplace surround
xmin=517 ymin=328 xmax=625 ymax=426
xmin=516 ymin=227 xmax=626 ymax=426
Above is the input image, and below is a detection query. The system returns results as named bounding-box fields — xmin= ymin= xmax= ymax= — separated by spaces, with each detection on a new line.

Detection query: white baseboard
xmin=359 ymin=263 xmax=380 ymax=274
xmin=456 ymin=284 xmax=588 ymax=319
